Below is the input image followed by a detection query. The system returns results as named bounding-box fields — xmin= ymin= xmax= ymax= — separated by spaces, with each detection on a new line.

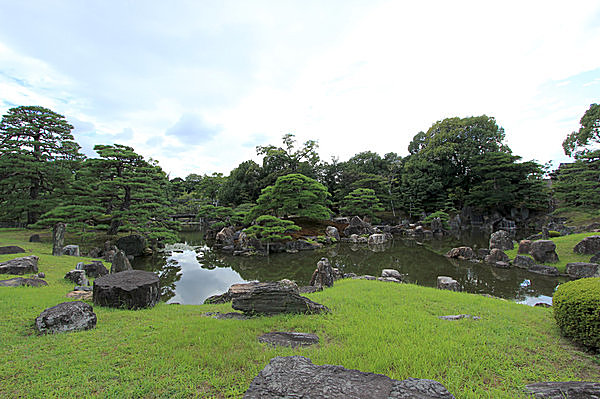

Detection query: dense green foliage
xmin=554 ymin=278 xmax=600 ymax=350
xmin=340 ymin=188 xmax=384 ymax=221
xmin=243 ymin=215 xmax=301 ymax=253
xmin=563 ymin=103 xmax=600 ymax=156
xmin=553 ymin=150 xmax=600 ymax=212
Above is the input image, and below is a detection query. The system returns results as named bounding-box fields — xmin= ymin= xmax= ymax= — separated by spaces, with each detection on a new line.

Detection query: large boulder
xmin=437 ymin=276 xmax=461 ymax=292
xmin=309 ymin=258 xmax=334 ymax=288
xmin=565 ymin=262 xmax=600 ymax=279
xmin=62 ymin=245 xmax=80 ymax=257
xmin=215 ymin=227 xmax=235 ymax=247
xmin=77 ymin=261 xmax=109 ymax=278
xmin=243 ymin=356 xmax=455 ymax=398
xmin=93 ymin=270 xmax=160 ymax=309
xmin=110 ymin=250 xmax=133 ymax=273
xmin=116 ymin=234 xmax=147 ymax=257
xmin=517 ymin=240 xmax=531 ymax=254
xmin=530 ymin=240 xmax=559 ymax=263
xmin=484 ymin=249 xmax=509 ymax=264
xmin=35 ymin=301 xmax=97 ymax=334
xmin=0 ymin=277 xmax=48 ymax=287
xmin=528 ymin=264 xmax=559 ymax=276
xmin=512 ymin=255 xmax=535 ymax=269
xmin=0 ymin=255 xmax=39 ymax=275
xmin=573 ymin=236 xmax=600 ymax=255
xmin=64 ymin=270 xmax=88 ymax=286
xmin=367 ymin=233 xmax=392 ymax=246
xmin=232 ymin=282 xmax=329 ymax=316
xmin=325 ymin=226 xmax=340 ymax=241
xmin=445 ymin=247 xmax=474 ymax=260
xmin=381 ymin=269 xmax=403 ymax=280
xmin=0 ymin=246 xmax=25 ymax=255
xmin=489 ymin=230 xmax=514 ymax=250
xmin=524 ymin=381 xmax=600 ymax=399
xmin=344 ymin=216 xmax=376 ymax=237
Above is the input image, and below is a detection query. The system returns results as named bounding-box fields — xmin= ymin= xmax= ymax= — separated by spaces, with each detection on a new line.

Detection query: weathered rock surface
xmin=232 ymin=282 xmax=329 ymax=316
xmin=476 ymin=248 xmax=491 ymax=260
xmin=0 ymin=255 xmax=39 ymax=275
xmin=430 ymin=217 xmax=444 ymax=234
xmin=77 ymin=261 xmax=109 ymax=278
xmin=489 ymin=230 xmax=514 ymax=250
xmin=93 ymin=270 xmax=160 ymax=309
xmin=438 ymin=314 xmax=480 ymax=321
xmin=325 ymin=226 xmax=340 ymax=241
xmin=243 ymin=356 xmax=455 ymax=399
xmin=513 ymin=255 xmax=535 ymax=269
xmin=437 ymin=276 xmax=461 ymax=292
xmin=0 ymin=277 xmax=48 ymax=287
xmin=52 ymin=222 xmax=66 ymax=256
xmin=110 ymin=250 xmax=133 ymax=273
xmin=591 ymin=253 xmax=600 ymax=264
xmin=258 ymin=332 xmax=319 ymax=348
xmin=518 ymin=240 xmax=531 ymax=254
xmin=215 ymin=227 xmax=235 ymax=247
xmin=64 ymin=270 xmax=88 ymax=286
xmin=368 ymin=233 xmax=391 ymax=245
xmin=348 ymin=234 xmax=368 ymax=244
xmin=573 ymin=236 xmax=600 ymax=255
xmin=528 ymin=264 xmax=559 ymax=276
xmin=445 ymin=247 xmax=474 ymax=260
xmin=309 ymin=257 xmax=334 ymax=288
xmin=204 ymin=281 xmax=263 ymax=304
xmin=381 ymin=269 xmax=403 ymax=280
xmin=530 ymin=240 xmax=559 ymax=263
xmin=484 ymin=249 xmax=509 ymax=264
xmin=494 ymin=261 xmax=510 ymax=269
xmin=0 ymin=246 xmax=25 ymax=254
xmin=202 ymin=311 xmax=249 ymax=320
xmin=116 ymin=234 xmax=147 ymax=257
xmin=62 ymin=245 xmax=80 ymax=257
xmin=378 ymin=277 xmax=401 ymax=283
xmin=565 ymin=262 xmax=600 ymax=279
xmin=299 ymin=285 xmax=323 ymax=294
xmin=286 ymin=239 xmax=322 ymax=252
xmin=35 ymin=301 xmax=96 ymax=334
xmin=66 ymin=290 xmax=93 ymax=300
xmin=344 ymin=216 xmax=376 ymax=237
xmin=524 ymin=381 xmax=600 ymax=399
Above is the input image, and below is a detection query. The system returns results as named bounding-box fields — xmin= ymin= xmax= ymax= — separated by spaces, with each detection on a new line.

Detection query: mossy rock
xmin=554 ymin=277 xmax=600 ymax=350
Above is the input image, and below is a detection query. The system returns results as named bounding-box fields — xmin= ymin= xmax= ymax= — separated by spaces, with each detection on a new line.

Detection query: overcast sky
xmin=1 ymin=1 xmax=599 ymax=177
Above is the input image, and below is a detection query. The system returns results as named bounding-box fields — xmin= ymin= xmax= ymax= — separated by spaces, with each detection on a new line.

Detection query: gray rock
xmin=29 ymin=234 xmax=41 ymax=243
xmin=445 ymin=247 xmax=474 ymax=260
xmin=349 ymin=234 xmax=369 ymax=244
xmin=0 ymin=246 xmax=25 ymax=254
xmin=80 ymin=261 xmax=109 ymax=278
xmin=353 ymin=275 xmax=376 ymax=280
xmin=0 ymin=277 xmax=48 ymax=287
xmin=64 ymin=270 xmax=88 ymax=286
xmin=325 ymin=226 xmax=340 ymax=241
xmin=343 ymin=272 xmax=357 ymax=279
xmin=0 ymin=255 xmax=39 ymax=275
xmin=116 ymin=234 xmax=147 ymax=257
xmin=258 ymin=332 xmax=319 ymax=348
xmin=93 ymin=270 xmax=160 ymax=309
xmin=518 ymin=239 xmax=532 ymax=254
xmin=62 ymin=245 xmax=80 ymax=257
xmin=484 ymin=249 xmax=509 ymax=264
xmin=243 ymin=356 xmax=455 ymax=398
xmin=530 ymin=240 xmax=559 ymax=263
xmin=476 ymin=248 xmax=490 ymax=260
xmin=513 ymin=255 xmax=535 ymax=269
xmin=438 ymin=314 xmax=480 ymax=321
xmin=437 ymin=276 xmax=461 ymax=292
xmin=37 ymin=272 xmax=45 ymax=278
xmin=110 ymin=250 xmax=133 ymax=273
xmin=299 ymin=285 xmax=323 ymax=294
xmin=74 ymin=286 xmax=93 ymax=291
xmin=573 ymin=236 xmax=600 ymax=255
xmin=489 ymin=230 xmax=514 ymax=250
xmin=344 ymin=216 xmax=376 ymax=237
xmin=430 ymin=217 xmax=444 ymax=233
xmin=565 ymin=262 xmax=600 ymax=279
xmin=309 ymin=257 xmax=334 ymax=288
xmin=524 ymin=381 xmax=600 ymax=398
xmin=215 ymin=227 xmax=235 ymax=247
xmin=52 ymin=222 xmax=65 ymax=256
xmin=528 ymin=264 xmax=559 ymax=276
xmin=381 ymin=269 xmax=403 ymax=279
xmin=368 ymin=233 xmax=391 ymax=245
xmin=232 ymin=282 xmax=329 ymax=316
xmin=286 ymin=239 xmax=322 ymax=252
xmin=494 ymin=261 xmax=510 ymax=269
xmin=378 ymin=277 xmax=401 ymax=283
xmin=202 ymin=312 xmax=250 ymax=320
xmin=591 ymin=253 xmax=600 ymax=264
xmin=35 ymin=301 xmax=96 ymax=334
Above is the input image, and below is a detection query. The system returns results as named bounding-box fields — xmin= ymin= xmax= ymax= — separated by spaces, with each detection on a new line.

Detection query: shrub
xmin=549 ymin=230 xmax=561 ymax=238
xmin=554 ymin=278 xmax=600 ymax=350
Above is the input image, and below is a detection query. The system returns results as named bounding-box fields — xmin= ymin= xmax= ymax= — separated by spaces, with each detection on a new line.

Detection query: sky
xmin=1 ymin=1 xmax=599 ymax=178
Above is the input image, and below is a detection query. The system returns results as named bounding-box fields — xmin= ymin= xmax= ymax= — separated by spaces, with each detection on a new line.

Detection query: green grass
xmin=506 ymin=232 xmax=600 ymax=273
xmin=1 ymin=228 xmax=599 ymax=398
xmin=552 ymin=208 xmax=600 ymax=227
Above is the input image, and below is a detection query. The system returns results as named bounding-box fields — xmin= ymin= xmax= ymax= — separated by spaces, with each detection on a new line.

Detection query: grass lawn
xmin=506 ymin=232 xmax=600 ymax=273
xmin=1 ymin=228 xmax=599 ymax=398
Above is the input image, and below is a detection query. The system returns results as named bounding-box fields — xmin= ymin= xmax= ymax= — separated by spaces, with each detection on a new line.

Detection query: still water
xmin=133 ymin=231 xmax=565 ymax=306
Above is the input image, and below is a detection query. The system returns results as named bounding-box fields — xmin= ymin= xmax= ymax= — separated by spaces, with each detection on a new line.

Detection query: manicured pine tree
xmin=243 ymin=214 xmax=301 ymax=254
xmin=340 ymin=188 xmax=384 ymax=222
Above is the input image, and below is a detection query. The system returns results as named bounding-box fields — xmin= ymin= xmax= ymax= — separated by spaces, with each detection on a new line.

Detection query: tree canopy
xmin=563 ymin=104 xmax=600 ymax=156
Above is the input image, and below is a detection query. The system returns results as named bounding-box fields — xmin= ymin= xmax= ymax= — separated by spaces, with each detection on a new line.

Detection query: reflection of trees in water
xmin=158 ymin=260 xmax=182 ymax=301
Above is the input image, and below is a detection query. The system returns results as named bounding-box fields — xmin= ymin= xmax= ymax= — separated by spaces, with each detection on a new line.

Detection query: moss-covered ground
xmin=1 ymin=228 xmax=599 ymax=398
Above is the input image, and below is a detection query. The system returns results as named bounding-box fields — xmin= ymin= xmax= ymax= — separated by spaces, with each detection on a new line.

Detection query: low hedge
xmin=554 ymin=277 xmax=600 ymax=350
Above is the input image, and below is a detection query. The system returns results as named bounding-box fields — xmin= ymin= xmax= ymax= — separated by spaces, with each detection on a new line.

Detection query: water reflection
xmin=133 ymin=231 xmax=565 ymax=305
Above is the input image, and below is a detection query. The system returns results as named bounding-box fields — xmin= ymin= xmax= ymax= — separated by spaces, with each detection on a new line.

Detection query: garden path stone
xmin=93 ymin=270 xmax=160 ymax=309
xmin=0 ymin=277 xmax=48 ymax=287
xmin=66 ymin=290 xmax=93 ymax=300
xmin=258 ymin=332 xmax=319 ymax=348
xmin=0 ymin=255 xmax=39 ymax=275
xmin=524 ymin=381 xmax=600 ymax=398
xmin=243 ymin=356 xmax=455 ymax=398
xmin=0 ymin=246 xmax=25 ymax=254
xmin=35 ymin=301 xmax=96 ymax=334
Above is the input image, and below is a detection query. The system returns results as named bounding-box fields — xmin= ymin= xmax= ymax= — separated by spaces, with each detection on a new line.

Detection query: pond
xmin=133 ymin=231 xmax=565 ymax=306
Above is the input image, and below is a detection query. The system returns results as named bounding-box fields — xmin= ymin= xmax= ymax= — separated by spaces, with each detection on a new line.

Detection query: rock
xmin=524 ymin=381 xmax=600 ymax=399
xmin=202 ymin=312 xmax=249 ymax=320
xmin=378 ymin=277 xmax=401 ymax=283
xmin=66 ymin=290 xmax=93 ymax=300
xmin=0 ymin=255 xmax=39 ymax=275
xmin=258 ymin=332 xmax=319 ymax=348
xmin=64 ymin=270 xmax=88 ymax=286
xmin=204 ymin=293 xmax=231 ymax=304
xmin=232 ymin=282 xmax=329 ymax=316
xmin=74 ymin=286 xmax=93 ymax=291
xmin=52 ymin=222 xmax=65 ymax=256
xmin=35 ymin=301 xmax=96 ymax=334
xmin=518 ymin=240 xmax=532 ymax=254
xmin=37 ymin=272 xmax=45 ymax=278
xmin=87 ymin=247 xmax=102 ymax=258
xmin=0 ymin=246 xmax=25 ymax=254
xmin=368 ymin=233 xmax=391 ymax=245
xmin=116 ymin=234 xmax=147 ymax=257
xmin=381 ymin=269 xmax=403 ymax=279
xmin=286 ymin=239 xmax=322 ymax=251
xmin=484 ymin=249 xmax=509 ymax=264
xmin=78 ymin=261 xmax=109 ymax=278
xmin=344 ymin=216 xmax=375 ymax=237
xmin=573 ymin=236 xmax=600 ymax=255
xmin=489 ymin=230 xmax=514 ymax=250
xmin=476 ymin=248 xmax=490 ymax=260
xmin=299 ymin=285 xmax=323 ymax=294
xmin=438 ymin=314 xmax=480 ymax=321
xmin=93 ymin=270 xmax=160 ymax=309
xmin=62 ymin=245 xmax=80 ymax=257
xmin=437 ymin=276 xmax=461 ymax=292
xmin=494 ymin=261 xmax=510 ymax=269
xmin=243 ymin=356 xmax=455 ymax=399
xmin=528 ymin=264 xmax=559 ymax=276
xmin=513 ymin=255 xmax=535 ymax=269
xmin=534 ymin=302 xmax=552 ymax=308
xmin=353 ymin=275 xmax=376 ymax=280
xmin=591 ymin=253 xmax=600 ymax=264
xmin=349 ymin=234 xmax=368 ymax=244
xmin=343 ymin=272 xmax=357 ymax=279
xmin=325 ymin=226 xmax=340 ymax=241
xmin=430 ymin=217 xmax=444 ymax=233
xmin=215 ymin=227 xmax=235 ymax=247
xmin=0 ymin=277 xmax=48 ymax=287
xmin=309 ymin=258 xmax=334 ymax=288
xmin=530 ymin=240 xmax=559 ymax=263
xmin=29 ymin=234 xmax=41 ymax=243
xmin=565 ymin=262 xmax=600 ymax=279
xmin=445 ymin=247 xmax=474 ymax=260
xmin=110 ymin=250 xmax=132 ymax=273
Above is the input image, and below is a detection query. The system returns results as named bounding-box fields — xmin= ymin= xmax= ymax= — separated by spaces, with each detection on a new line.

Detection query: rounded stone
xmin=93 ymin=270 xmax=160 ymax=309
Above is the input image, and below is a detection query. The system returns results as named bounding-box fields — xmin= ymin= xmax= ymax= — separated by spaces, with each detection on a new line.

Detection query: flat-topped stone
xmin=232 ymin=282 xmax=328 ymax=316
xmin=565 ymin=262 xmax=600 ymax=279
xmin=258 ymin=332 xmax=319 ymax=348
xmin=93 ymin=270 xmax=160 ymax=309
xmin=0 ymin=255 xmax=39 ymax=275
xmin=524 ymin=381 xmax=600 ymax=398
xmin=0 ymin=277 xmax=48 ymax=287
xmin=0 ymin=246 xmax=25 ymax=254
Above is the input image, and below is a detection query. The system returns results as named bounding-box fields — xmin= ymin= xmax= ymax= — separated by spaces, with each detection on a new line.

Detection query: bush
xmin=554 ymin=278 xmax=600 ymax=350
